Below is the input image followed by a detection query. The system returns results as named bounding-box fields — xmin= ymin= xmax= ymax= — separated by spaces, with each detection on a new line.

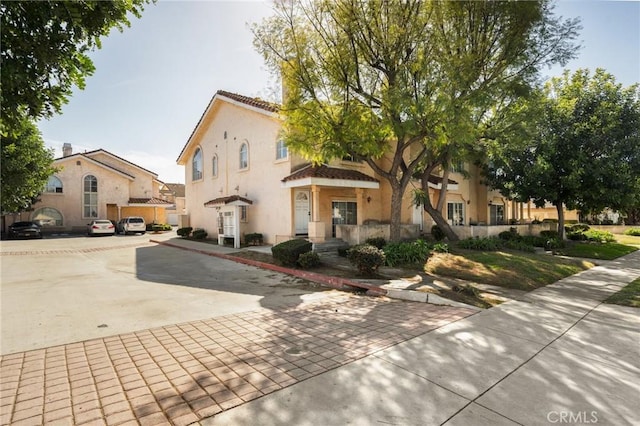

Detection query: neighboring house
xmin=159 ymin=183 xmax=186 ymax=226
xmin=177 ymin=90 xmax=574 ymax=246
xmin=9 ymin=144 xmax=172 ymax=233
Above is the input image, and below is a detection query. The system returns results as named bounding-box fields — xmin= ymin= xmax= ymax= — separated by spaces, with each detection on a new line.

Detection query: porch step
xmin=313 ymin=238 xmax=350 ymax=253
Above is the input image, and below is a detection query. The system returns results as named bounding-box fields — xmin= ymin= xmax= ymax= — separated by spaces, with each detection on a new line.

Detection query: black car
xmin=8 ymin=221 xmax=43 ymax=239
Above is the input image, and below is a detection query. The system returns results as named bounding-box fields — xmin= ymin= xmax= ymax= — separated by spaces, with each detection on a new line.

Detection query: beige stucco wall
xmin=87 ymin=152 xmax=158 ymax=198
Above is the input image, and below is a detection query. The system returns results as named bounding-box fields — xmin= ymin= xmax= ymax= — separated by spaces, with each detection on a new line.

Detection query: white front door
xmin=294 ymin=190 xmax=310 ymax=235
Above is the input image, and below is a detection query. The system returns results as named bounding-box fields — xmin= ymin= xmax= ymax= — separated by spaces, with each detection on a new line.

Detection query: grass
xmin=555 ymin=242 xmax=638 ymax=260
xmin=615 ymin=234 xmax=640 ymax=248
xmin=425 ymin=249 xmax=593 ymax=291
xmin=604 ymin=278 xmax=640 ymax=308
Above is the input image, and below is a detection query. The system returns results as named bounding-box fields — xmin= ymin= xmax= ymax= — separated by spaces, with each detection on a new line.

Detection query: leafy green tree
xmin=253 ymin=0 xmax=579 ymax=241
xmin=1 ymin=117 xmax=57 ymax=214
xmin=483 ymin=69 xmax=640 ymax=238
xmin=1 ymin=0 xmax=152 ymax=135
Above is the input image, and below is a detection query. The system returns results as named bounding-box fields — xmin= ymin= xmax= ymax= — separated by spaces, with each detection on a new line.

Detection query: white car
xmin=116 ymin=217 xmax=146 ymax=235
xmin=87 ymin=220 xmax=115 ymax=236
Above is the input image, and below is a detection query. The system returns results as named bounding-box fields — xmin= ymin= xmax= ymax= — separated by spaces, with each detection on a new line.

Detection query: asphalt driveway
xmin=0 ymin=232 xmax=330 ymax=355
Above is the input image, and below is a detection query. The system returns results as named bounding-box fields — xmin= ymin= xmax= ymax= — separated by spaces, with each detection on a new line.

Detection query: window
xmin=276 ymin=140 xmax=288 ymax=160
xmin=192 ymin=147 xmax=203 ymax=181
xmin=83 ymin=175 xmax=98 ymax=218
xmin=447 ymin=202 xmax=464 ymax=226
xmin=451 ymin=161 xmax=465 ymax=173
xmin=212 ymin=155 xmax=218 ymax=177
xmin=331 ymin=201 xmax=357 ymax=237
xmin=32 ymin=207 xmax=63 ymax=226
xmin=490 ymin=204 xmax=505 ymax=225
xmin=239 ymin=142 xmax=248 ymax=169
xmin=44 ymin=176 xmax=63 ymax=193
xmin=240 ymin=206 xmax=247 ymax=222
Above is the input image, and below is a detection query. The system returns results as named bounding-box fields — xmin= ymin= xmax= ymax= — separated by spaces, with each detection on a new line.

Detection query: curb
xmin=150 ymin=240 xmax=388 ymax=296
xmin=385 ymin=289 xmax=482 ymax=310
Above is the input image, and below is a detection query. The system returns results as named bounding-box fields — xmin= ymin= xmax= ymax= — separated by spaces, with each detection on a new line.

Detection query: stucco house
xmin=13 ymin=144 xmax=172 ymax=233
xmin=177 ymin=90 xmax=570 ymax=247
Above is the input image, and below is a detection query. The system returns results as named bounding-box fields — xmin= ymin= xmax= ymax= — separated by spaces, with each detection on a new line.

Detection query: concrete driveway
xmin=0 ymin=233 xmax=330 ymax=355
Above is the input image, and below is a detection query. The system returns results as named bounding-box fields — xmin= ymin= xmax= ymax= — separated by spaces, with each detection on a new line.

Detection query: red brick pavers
xmin=0 ymin=294 xmax=475 ymax=425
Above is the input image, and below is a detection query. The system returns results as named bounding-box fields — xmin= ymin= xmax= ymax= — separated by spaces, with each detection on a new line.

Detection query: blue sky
xmin=37 ymin=0 xmax=640 ymax=184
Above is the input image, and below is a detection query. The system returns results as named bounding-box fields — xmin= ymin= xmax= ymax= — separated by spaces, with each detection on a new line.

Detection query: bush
xmin=245 ymin=233 xmax=263 ymax=246
xmin=431 ymin=225 xmax=445 ymax=241
xmin=431 ymin=242 xmax=450 ymax=253
xmin=271 ymin=238 xmax=313 ymax=267
xmin=337 ymin=246 xmax=350 ymax=257
xmin=498 ymin=228 xmax=520 ymax=241
xmin=566 ymin=223 xmax=590 ymax=233
xmin=503 ymin=239 xmax=536 ymax=253
xmin=297 ymin=251 xmax=321 ymax=269
xmin=567 ymin=231 xmax=587 ymax=241
xmin=177 ymin=227 xmax=192 ymax=238
xmin=583 ymin=229 xmax=615 ymax=243
xmin=457 ymin=237 xmax=502 ymax=251
xmin=540 ymin=230 xmax=559 ymax=239
xmin=624 ymin=228 xmax=640 ymax=236
xmin=383 ymin=239 xmax=432 ymax=267
xmin=365 ymin=237 xmax=387 ymax=249
xmin=347 ymin=244 xmax=386 ymax=275
xmin=192 ymin=228 xmax=208 ymax=239
xmin=545 ymin=238 xmax=566 ymax=250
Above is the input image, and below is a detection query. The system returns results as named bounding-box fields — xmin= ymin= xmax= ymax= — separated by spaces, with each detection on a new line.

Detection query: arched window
xmin=276 ymin=140 xmax=288 ymax=160
xmin=44 ymin=176 xmax=63 ymax=193
xmin=239 ymin=142 xmax=248 ymax=169
xmin=212 ymin=155 xmax=218 ymax=177
xmin=192 ymin=147 xmax=203 ymax=181
xmin=83 ymin=175 xmax=98 ymax=218
xmin=32 ymin=207 xmax=63 ymax=226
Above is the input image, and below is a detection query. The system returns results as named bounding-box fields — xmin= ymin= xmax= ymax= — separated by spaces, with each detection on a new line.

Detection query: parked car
xmin=87 ymin=219 xmax=115 ymax=236
xmin=8 ymin=221 xmax=43 ymax=239
xmin=116 ymin=217 xmax=146 ymax=235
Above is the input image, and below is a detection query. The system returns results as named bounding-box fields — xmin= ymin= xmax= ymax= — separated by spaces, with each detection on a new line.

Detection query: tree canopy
xmin=1 ymin=0 xmax=152 ymax=135
xmin=1 ymin=117 xmax=57 ymax=214
xmin=483 ymin=69 xmax=640 ymax=237
xmin=253 ymin=0 xmax=580 ymax=241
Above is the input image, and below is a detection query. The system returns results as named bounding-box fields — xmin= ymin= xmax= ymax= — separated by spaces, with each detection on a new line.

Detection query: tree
xmin=253 ymin=0 xmax=579 ymax=241
xmin=1 ymin=117 xmax=57 ymax=214
xmin=483 ymin=69 xmax=640 ymax=238
xmin=1 ymin=0 xmax=152 ymax=135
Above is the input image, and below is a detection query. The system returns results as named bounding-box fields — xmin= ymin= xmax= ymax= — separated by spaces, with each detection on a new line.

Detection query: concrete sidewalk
xmin=204 ymin=250 xmax=640 ymax=426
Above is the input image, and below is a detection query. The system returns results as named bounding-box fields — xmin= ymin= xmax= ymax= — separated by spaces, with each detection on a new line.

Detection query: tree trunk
xmin=388 ymin=183 xmax=403 ymax=242
xmin=420 ymin=164 xmax=459 ymax=241
xmin=556 ymin=202 xmax=565 ymax=240
xmin=423 ymin=202 xmax=459 ymax=241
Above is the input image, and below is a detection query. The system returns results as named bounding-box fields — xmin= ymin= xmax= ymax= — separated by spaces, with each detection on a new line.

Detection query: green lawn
xmin=604 ymin=278 xmax=640 ymax=308
xmin=555 ymin=242 xmax=638 ymax=260
xmin=426 ymin=250 xmax=593 ymax=290
xmin=615 ymin=234 xmax=640 ymax=248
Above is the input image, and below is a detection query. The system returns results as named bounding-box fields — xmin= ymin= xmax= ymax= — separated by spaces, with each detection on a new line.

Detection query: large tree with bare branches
xmin=254 ymin=0 xmax=579 ymax=241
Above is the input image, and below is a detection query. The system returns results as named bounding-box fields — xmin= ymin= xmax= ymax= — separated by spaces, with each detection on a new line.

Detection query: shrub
xmin=457 ymin=237 xmax=502 ymax=251
xmin=583 ymin=229 xmax=615 ymax=243
xmin=245 ymin=233 xmax=264 ymax=246
xmin=498 ymin=229 xmax=520 ymax=241
xmin=624 ymin=228 xmax=640 ymax=236
xmin=365 ymin=237 xmax=387 ymax=249
xmin=347 ymin=244 xmax=386 ymax=275
xmin=192 ymin=228 xmax=208 ymax=239
xmin=297 ymin=251 xmax=321 ymax=269
xmin=545 ymin=238 xmax=566 ymax=250
xmin=383 ymin=239 xmax=432 ymax=267
xmin=540 ymin=230 xmax=559 ymax=239
xmin=337 ymin=246 xmax=350 ymax=257
xmin=431 ymin=242 xmax=449 ymax=253
xmin=272 ymin=238 xmax=313 ymax=267
xmin=431 ymin=225 xmax=445 ymax=241
xmin=566 ymin=223 xmax=590 ymax=233
xmin=503 ymin=239 xmax=536 ymax=253
xmin=567 ymin=231 xmax=587 ymax=241
xmin=177 ymin=227 xmax=192 ymax=238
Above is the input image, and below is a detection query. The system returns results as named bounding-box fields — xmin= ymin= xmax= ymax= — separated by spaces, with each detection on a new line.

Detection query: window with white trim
xmin=240 ymin=206 xmax=247 ymax=222
xmin=32 ymin=207 xmax=63 ymax=226
xmin=44 ymin=176 xmax=63 ymax=193
xmin=239 ymin=142 xmax=248 ymax=169
xmin=447 ymin=202 xmax=464 ymax=226
xmin=276 ymin=140 xmax=288 ymax=160
xmin=192 ymin=147 xmax=203 ymax=181
xmin=83 ymin=175 xmax=98 ymax=218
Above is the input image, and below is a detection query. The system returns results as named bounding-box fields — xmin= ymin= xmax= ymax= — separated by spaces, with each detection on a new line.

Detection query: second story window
xmin=192 ymin=147 xmax=203 ymax=181
xmin=212 ymin=155 xmax=218 ymax=177
xmin=239 ymin=142 xmax=248 ymax=170
xmin=276 ymin=140 xmax=288 ymax=160
xmin=45 ymin=176 xmax=63 ymax=193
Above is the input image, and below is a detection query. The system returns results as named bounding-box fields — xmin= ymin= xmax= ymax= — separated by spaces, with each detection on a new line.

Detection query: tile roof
xmin=128 ymin=198 xmax=173 ymax=205
xmin=216 ymin=90 xmax=279 ymax=113
xmin=204 ymin=195 xmax=254 ymax=207
xmin=161 ymin=183 xmax=185 ymax=198
xmin=282 ymin=165 xmax=379 ymax=183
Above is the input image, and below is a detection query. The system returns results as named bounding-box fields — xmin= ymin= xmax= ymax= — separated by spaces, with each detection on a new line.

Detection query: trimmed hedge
xmin=245 ymin=233 xmax=264 ymax=246
xmin=192 ymin=228 xmax=208 ymax=239
xmin=177 ymin=227 xmax=192 ymax=238
xmin=271 ymin=238 xmax=312 ymax=267
xmin=297 ymin=251 xmax=321 ymax=269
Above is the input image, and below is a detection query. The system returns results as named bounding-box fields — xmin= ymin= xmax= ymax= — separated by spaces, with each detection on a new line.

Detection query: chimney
xmin=62 ymin=143 xmax=72 ymax=157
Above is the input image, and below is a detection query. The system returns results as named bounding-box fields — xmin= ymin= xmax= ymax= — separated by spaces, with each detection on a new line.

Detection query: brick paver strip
xmin=0 ymin=294 xmax=475 ymax=425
